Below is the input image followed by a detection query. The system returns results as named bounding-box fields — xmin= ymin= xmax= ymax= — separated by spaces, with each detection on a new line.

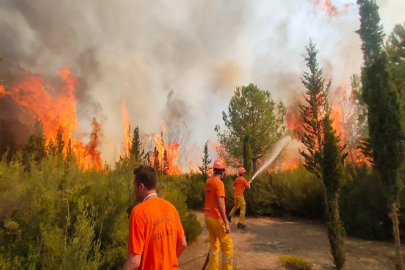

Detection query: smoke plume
xmin=0 ymin=0 xmax=403 ymax=166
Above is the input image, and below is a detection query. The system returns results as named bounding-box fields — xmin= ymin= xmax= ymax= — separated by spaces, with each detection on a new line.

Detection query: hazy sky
xmin=0 ymin=0 xmax=404 ymax=167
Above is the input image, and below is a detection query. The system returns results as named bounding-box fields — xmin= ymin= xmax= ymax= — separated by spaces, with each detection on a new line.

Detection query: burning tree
xmin=215 ymin=83 xmax=286 ymax=173
xmin=299 ymin=40 xmax=346 ymax=269
xmin=55 ymin=128 xmax=65 ymax=157
xmin=357 ymin=1 xmax=405 ymax=269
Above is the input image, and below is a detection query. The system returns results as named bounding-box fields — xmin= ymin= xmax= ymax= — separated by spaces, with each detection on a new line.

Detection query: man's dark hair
xmin=133 ymin=165 xmax=157 ymax=190
xmin=213 ymin=168 xmax=225 ymax=176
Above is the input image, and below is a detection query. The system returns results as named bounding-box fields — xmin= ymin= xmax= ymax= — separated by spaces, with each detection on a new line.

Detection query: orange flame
xmin=72 ymin=118 xmax=103 ymax=171
xmin=145 ymin=124 xmax=183 ymax=175
xmin=188 ymin=162 xmax=198 ymax=174
xmin=121 ymin=101 xmax=131 ymax=159
xmin=314 ymin=0 xmax=353 ymax=17
xmin=0 ymin=67 xmax=103 ymax=170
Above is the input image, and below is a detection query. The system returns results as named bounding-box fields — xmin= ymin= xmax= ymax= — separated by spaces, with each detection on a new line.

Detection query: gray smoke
xmin=0 ymin=0 xmax=403 ymax=167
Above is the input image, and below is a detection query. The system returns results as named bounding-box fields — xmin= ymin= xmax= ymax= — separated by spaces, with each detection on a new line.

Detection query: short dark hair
xmin=213 ymin=168 xmax=225 ymax=175
xmin=133 ymin=165 xmax=157 ymax=190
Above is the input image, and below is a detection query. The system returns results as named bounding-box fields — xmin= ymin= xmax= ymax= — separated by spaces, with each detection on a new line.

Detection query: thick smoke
xmin=0 ymin=0 xmax=403 ymax=166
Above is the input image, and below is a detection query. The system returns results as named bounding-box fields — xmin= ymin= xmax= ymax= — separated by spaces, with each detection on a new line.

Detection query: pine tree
xmin=160 ymin=132 xmax=165 ymax=172
xmin=357 ymin=1 xmax=405 ymax=269
xmin=56 ymin=128 xmax=65 ymax=157
xmin=130 ymin=126 xmax=144 ymax=162
xmin=143 ymin=151 xmax=152 ymax=166
xmin=153 ymin=147 xmax=160 ymax=171
xmin=163 ymin=149 xmax=169 ymax=174
xmin=322 ymin=106 xmax=346 ymax=270
xmin=47 ymin=138 xmax=56 ymax=157
xmin=25 ymin=119 xmax=47 ymax=163
xmin=199 ymin=141 xmax=212 ymax=178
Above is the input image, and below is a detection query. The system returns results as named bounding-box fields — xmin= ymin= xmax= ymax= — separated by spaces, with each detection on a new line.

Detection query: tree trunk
xmin=252 ymin=159 xmax=257 ymax=173
xmin=391 ymin=203 xmax=404 ymax=270
xmin=327 ymin=193 xmax=346 ymax=270
xmin=322 ymin=182 xmax=330 ymax=218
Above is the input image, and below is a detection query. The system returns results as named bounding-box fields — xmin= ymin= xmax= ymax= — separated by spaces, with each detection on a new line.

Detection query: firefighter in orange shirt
xmin=123 ymin=165 xmax=187 ymax=270
xmin=204 ymin=159 xmax=233 ymax=270
xmin=227 ymin=167 xmax=251 ymax=229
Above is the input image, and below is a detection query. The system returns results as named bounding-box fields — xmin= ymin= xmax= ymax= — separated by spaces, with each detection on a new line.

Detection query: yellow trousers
xmin=229 ymin=196 xmax=246 ymax=224
xmin=204 ymin=216 xmax=233 ymax=270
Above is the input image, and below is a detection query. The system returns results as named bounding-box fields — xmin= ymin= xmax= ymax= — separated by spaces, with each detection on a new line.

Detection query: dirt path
xmin=178 ymin=211 xmax=399 ymax=270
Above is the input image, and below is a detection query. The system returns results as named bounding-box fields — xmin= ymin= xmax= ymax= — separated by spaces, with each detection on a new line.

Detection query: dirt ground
xmin=178 ymin=211 xmax=400 ymax=270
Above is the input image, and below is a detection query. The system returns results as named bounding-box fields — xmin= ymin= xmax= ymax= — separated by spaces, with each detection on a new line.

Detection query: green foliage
xmin=130 ymin=126 xmax=144 ymax=162
xmin=279 ymin=255 xmax=313 ymax=270
xmin=223 ymin=168 xmax=324 ymax=218
xmin=198 ymin=141 xmax=211 ymax=178
xmin=340 ymin=164 xmax=391 ymax=240
xmin=356 ymin=0 xmax=384 ymax=65
xmin=358 ymin=0 xmax=405 ymax=204
xmin=0 ymin=153 xmax=201 ymax=269
xmin=215 ymin=83 xmax=286 ymax=172
xmin=25 ymin=119 xmax=47 ymax=164
xmin=322 ymin=111 xmax=346 ymax=269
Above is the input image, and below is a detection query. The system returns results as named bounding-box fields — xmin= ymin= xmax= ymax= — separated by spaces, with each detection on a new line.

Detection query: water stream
xmin=251 ymin=136 xmax=292 ymax=181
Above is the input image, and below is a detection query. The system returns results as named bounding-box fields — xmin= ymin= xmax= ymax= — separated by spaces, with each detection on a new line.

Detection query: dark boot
xmin=227 ymin=215 xmax=232 ymax=223
xmin=237 ymin=223 xmax=246 ymax=229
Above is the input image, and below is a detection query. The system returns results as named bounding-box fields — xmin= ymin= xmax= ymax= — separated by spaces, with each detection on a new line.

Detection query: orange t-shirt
xmin=234 ymin=177 xmax=248 ymax=196
xmin=127 ymin=197 xmax=185 ymax=270
xmin=204 ymin=176 xmax=226 ymax=220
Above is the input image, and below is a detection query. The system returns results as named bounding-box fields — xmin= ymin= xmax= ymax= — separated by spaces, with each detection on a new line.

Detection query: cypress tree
xmin=357 ymin=1 xmax=405 ymax=269
xmin=322 ymin=107 xmax=346 ymax=270
xmin=198 ymin=141 xmax=212 ymax=178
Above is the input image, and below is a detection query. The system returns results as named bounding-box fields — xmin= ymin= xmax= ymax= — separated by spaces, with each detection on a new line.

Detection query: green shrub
xmin=279 ymin=255 xmax=313 ymax=270
xmin=0 ymin=155 xmax=202 ymax=268
xmin=340 ymin=164 xmax=391 ymax=240
xmin=223 ymin=167 xmax=324 ymax=218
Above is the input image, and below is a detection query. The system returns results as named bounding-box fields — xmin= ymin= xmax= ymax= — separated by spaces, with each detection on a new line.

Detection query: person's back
xmin=204 ymin=176 xmax=225 ymax=220
xmin=124 ymin=165 xmax=187 ymax=270
xmin=203 ymin=159 xmax=233 ymax=270
xmin=128 ymin=197 xmax=183 ymax=270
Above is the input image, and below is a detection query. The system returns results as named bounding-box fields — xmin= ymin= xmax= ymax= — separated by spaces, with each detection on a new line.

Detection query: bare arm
xmin=176 ymin=235 xmax=187 ymax=257
xmin=122 ymin=254 xmax=141 ymax=270
xmin=217 ymin=196 xmax=230 ymax=234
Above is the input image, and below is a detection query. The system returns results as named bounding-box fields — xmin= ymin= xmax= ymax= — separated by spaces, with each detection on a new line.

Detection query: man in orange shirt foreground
xmin=227 ymin=167 xmax=251 ymax=229
xmin=123 ymin=165 xmax=187 ymax=270
xmin=204 ymin=159 xmax=233 ymax=270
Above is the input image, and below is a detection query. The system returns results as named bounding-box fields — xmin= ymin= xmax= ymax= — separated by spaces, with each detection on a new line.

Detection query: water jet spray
xmin=250 ymin=136 xmax=292 ymax=182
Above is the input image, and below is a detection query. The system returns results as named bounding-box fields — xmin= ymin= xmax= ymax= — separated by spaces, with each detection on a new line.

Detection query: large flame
xmin=0 ymin=67 xmax=103 ymax=170
xmin=286 ymin=83 xmax=370 ymax=166
xmin=121 ymin=101 xmax=131 ymax=159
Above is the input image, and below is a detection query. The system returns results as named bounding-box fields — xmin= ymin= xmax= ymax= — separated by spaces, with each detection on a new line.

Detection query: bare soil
xmin=178 ymin=211 xmax=399 ymax=270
